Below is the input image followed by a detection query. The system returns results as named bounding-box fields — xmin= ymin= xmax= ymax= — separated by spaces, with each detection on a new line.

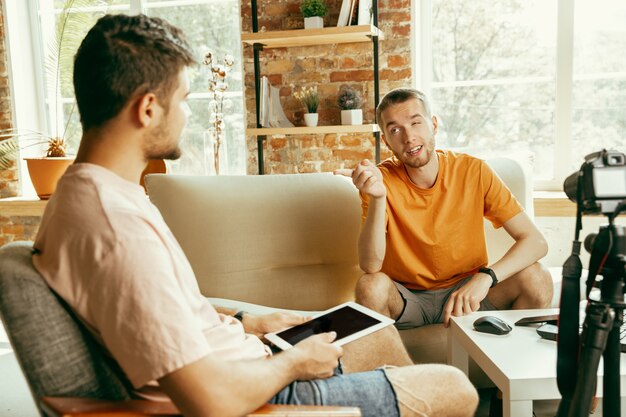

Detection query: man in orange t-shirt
xmin=335 ymin=88 xmax=553 ymax=328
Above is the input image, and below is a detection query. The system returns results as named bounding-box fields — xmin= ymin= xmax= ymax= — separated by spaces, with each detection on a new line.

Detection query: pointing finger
xmin=333 ymin=169 xmax=354 ymax=177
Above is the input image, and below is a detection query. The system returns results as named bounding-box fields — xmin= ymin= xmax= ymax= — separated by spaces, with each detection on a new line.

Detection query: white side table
xmin=448 ymin=309 xmax=626 ymax=417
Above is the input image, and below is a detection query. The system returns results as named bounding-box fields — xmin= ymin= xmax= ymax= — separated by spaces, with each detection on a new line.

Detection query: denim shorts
xmin=269 ymin=362 xmax=400 ymax=417
xmin=394 ymin=276 xmax=498 ymax=329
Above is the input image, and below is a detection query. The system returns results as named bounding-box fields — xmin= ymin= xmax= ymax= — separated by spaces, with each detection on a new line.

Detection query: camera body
xmin=564 ymin=149 xmax=626 ymax=214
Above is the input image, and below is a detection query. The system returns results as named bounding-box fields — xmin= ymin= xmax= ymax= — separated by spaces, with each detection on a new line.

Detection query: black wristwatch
xmin=234 ymin=310 xmax=246 ymax=322
xmin=479 ymin=267 xmax=498 ymax=288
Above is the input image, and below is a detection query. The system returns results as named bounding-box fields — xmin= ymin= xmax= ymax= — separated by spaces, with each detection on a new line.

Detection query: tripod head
xmin=563 ymin=149 xmax=626 ymax=296
xmin=563 ymin=149 xmax=626 ymax=216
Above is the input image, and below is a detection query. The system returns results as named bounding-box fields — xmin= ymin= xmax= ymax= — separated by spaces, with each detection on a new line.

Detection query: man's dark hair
xmin=73 ymin=14 xmax=196 ymax=131
xmin=376 ymin=88 xmax=432 ymax=126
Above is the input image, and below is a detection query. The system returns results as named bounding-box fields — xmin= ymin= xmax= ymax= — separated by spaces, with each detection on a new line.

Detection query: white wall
xmin=537 ymin=215 xmax=626 ymax=268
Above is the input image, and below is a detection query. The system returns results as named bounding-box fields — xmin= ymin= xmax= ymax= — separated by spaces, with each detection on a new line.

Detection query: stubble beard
xmin=143 ymin=119 xmax=182 ymax=161
xmin=398 ymin=142 xmax=434 ymax=170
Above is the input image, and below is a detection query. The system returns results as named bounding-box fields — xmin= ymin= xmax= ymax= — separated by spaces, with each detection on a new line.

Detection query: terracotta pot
xmin=140 ymin=159 xmax=167 ymax=191
xmin=24 ymin=157 xmax=74 ymax=200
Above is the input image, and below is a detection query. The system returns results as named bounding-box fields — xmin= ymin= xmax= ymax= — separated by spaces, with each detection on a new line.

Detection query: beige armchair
xmin=0 ymin=242 xmax=359 ymax=417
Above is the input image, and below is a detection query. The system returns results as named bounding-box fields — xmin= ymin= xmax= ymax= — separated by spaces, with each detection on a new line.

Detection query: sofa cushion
xmin=146 ymin=173 xmax=363 ymax=311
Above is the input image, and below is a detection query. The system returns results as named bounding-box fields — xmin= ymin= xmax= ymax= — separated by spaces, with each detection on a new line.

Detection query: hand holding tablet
xmin=265 ymin=302 xmax=395 ymax=350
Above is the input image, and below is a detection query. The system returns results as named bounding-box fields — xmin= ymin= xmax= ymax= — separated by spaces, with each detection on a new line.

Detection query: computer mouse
xmin=473 ymin=316 xmax=512 ymax=335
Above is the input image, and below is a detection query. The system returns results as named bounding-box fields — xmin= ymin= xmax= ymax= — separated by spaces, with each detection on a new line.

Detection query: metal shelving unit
xmin=246 ymin=0 xmax=382 ymax=174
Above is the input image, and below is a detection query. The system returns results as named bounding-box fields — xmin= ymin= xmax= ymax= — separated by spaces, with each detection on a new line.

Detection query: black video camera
xmin=563 ymin=149 xmax=626 ymax=214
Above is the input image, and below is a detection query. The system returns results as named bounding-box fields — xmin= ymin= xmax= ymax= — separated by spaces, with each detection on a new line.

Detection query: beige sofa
xmin=145 ymin=157 xmax=554 ymax=373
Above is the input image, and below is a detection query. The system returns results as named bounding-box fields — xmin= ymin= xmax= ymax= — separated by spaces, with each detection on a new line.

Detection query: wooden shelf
xmin=247 ymin=124 xmax=380 ymax=136
xmin=0 ymin=197 xmax=47 ymax=217
xmin=242 ymin=25 xmax=384 ymax=48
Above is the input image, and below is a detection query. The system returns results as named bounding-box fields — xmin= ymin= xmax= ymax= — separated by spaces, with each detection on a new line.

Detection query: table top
xmin=449 ymin=308 xmax=626 ymax=399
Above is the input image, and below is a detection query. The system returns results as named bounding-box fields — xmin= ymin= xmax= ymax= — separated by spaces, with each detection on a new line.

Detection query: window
xmin=414 ymin=0 xmax=626 ymax=190
xmin=7 ymin=0 xmax=245 ymax=191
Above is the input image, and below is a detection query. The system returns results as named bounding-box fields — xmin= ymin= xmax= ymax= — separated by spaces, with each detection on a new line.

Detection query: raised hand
xmin=334 ymin=159 xmax=386 ymax=199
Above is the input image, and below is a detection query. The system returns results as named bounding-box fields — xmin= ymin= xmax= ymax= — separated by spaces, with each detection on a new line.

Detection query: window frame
xmin=413 ymin=0 xmax=578 ymax=192
xmin=4 ymin=0 xmax=245 ymax=195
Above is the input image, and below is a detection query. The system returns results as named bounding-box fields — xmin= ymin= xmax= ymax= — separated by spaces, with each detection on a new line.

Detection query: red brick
xmin=297 ymin=163 xmax=318 ymax=173
xmin=300 ymin=136 xmax=317 ymax=148
xmin=339 ymin=57 xmax=358 ymax=69
xmin=381 ymin=68 xmax=412 ymax=81
xmin=391 ymin=24 xmax=411 ymax=38
xmin=269 ymin=138 xmax=287 ymax=150
xmin=332 ymin=149 xmax=372 ymax=161
xmin=388 ymin=0 xmax=410 ymax=8
xmin=268 ymin=152 xmax=282 ymax=162
xmin=267 ymin=74 xmax=283 ymax=85
xmin=330 ymin=70 xmax=373 ymax=82
xmin=2 ymin=224 xmax=24 ymax=235
xmin=323 ymin=134 xmax=338 ymax=148
xmin=387 ymin=54 xmax=409 ymax=68
xmin=380 ymin=11 xmax=411 ymax=23
xmin=336 ymin=43 xmax=371 ymax=55
xmin=263 ymin=3 xmax=291 ymax=17
xmin=339 ymin=136 xmax=364 ymax=147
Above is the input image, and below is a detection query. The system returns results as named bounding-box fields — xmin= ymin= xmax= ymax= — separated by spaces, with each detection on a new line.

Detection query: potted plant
xmin=0 ymin=130 xmax=72 ymax=199
xmin=293 ymin=85 xmax=320 ymax=127
xmin=337 ymin=85 xmax=363 ymax=125
xmin=301 ymin=0 xmax=327 ymax=29
xmin=0 ymin=0 xmax=96 ymax=199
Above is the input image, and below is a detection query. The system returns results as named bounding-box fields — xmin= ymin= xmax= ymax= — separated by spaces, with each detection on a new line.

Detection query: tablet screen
xmin=274 ymin=305 xmax=382 ymax=346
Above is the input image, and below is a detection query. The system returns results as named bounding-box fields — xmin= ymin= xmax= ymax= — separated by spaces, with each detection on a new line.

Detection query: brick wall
xmin=0 ymin=1 xmax=38 ymax=246
xmin=0 ymin=0 xmax=18 ymax=199
xmin=240 ymin=0 xmax=412 ymax=174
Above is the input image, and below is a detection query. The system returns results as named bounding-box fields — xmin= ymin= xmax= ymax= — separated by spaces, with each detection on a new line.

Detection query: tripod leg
xmin=568 ymin=303 xmax=614 ymax=417
xmin=602 ymin=309 xmax=622 ymax=416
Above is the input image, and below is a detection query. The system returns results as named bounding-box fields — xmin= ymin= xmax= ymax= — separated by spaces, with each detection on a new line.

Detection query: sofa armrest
xmin=40 ymin=397 xmax=361 ymax=417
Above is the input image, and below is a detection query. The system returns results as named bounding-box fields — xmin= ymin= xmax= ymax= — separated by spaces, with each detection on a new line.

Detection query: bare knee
xmin=355 ymin=272 xmax=393 ymax=314
xmin=386 ymin=364 xmax=478 ymax=417
xmin=518 ymin=262 xmax=554 ymax=308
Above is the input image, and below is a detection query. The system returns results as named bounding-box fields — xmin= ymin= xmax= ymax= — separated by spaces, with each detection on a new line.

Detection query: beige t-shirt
xmin=33 ymin=163 xmax=269 ymax=393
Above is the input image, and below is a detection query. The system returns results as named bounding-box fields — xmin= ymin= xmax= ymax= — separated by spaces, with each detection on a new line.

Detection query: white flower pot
xmin=341 ymin=109 xmax=363 ymax=125
xmin=304 ymin=16 xmax=324 ymax=29
xmin=304 ymin=113 xmax=319 ymax=127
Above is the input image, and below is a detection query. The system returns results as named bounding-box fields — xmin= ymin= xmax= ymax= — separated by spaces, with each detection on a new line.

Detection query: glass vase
xmin=204 ymin=130 xmax=228 ymax=175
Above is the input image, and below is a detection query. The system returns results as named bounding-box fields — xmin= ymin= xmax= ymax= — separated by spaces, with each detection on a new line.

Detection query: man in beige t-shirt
xmin=33 ymin=13 xmax=478 ymax=417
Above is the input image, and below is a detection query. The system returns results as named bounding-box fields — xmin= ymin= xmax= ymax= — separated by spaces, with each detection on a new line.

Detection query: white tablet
xmin=265 ymin=301 xmax=395 ymax=351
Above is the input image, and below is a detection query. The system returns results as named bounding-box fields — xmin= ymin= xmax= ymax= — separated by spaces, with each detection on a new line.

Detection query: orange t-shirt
xmin=360 ymin=150 xmax=523 ymax=290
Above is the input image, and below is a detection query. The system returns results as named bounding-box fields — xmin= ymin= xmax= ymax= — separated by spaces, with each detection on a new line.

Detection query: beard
xmin=394 ymin=140 xmax=435 ymax=170
xmin=143 ymin=118 xmax=182 ymax=161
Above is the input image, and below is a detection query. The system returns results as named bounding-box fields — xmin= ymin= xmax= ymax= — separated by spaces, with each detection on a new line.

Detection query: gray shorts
xmin=394 ymin=276 xmax=498 ymax=329
xmin=270 ymin=363 xmax=399 ymax=417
